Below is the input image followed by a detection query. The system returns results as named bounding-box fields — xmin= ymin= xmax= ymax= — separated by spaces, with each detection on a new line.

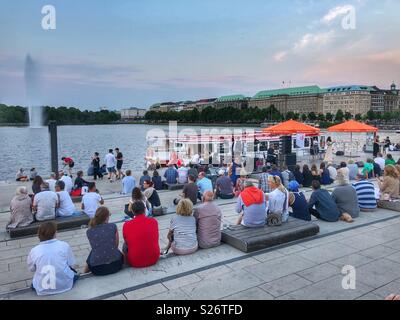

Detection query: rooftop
xmin=252 ymin=86 xmax=326 ymax=100
xmin=216 ymin=95 xmax=248 ymax=102
xmin=326 ymin=85 xmax=379 ymax=93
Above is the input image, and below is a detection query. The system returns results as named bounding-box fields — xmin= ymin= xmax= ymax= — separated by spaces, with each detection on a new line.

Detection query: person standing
xmin=122 ymin=170 xmax=136 ymax=195
xmin=324 ymin=137 xmax=333 ymax=163
xmin=115 ymin=148 xmax=125 ymax=180
xmin=104 ymin=149 xmax=116 ymax=182
xmin=92 ymin=152 xmax=103 ymax=180
xmin=373 ymin=135 xmax=380 ymax=158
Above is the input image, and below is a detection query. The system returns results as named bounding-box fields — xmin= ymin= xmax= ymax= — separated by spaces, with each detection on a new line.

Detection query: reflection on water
xmin=0 ymin=124 xmax=399 ymax=181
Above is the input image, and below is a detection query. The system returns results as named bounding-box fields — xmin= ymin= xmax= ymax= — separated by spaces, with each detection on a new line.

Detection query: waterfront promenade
xmin=1 ymin=176 xmax=400 ymax=300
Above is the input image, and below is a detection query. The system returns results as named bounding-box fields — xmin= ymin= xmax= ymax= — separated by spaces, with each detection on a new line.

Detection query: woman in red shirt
xmin=122 ymin=201 xmax=160 ymax=268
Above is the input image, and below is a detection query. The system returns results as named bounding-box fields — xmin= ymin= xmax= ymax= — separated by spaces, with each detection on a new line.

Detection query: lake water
xmin=0 ymin=124 xmax=399 ymax=181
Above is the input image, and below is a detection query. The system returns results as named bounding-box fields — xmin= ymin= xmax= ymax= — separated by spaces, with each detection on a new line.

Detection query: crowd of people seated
xmin=9 ymin=149 xmax=400 ymax=297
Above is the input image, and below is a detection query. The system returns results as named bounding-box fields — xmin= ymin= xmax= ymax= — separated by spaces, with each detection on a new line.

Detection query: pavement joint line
xmin=93 ymin=214 xmax=400 ymax=300
xmin=2 ymin=211 xmax=400 ymax=299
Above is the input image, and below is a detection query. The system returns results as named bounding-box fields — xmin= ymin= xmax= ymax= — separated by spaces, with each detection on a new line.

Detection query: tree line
xmin=145 ymin=105 xmax=400 ymax=127
xmin=0 ymin=104 xmax=120 ymax=125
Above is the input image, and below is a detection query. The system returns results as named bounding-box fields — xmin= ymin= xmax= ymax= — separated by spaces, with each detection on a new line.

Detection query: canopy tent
xmin=262 ymin=120 xmax=320 ymax=135
xmin=327 ymin=120 xmax=378 ymax=133
xmin=328 ymin=120 xmax=378 ymax=157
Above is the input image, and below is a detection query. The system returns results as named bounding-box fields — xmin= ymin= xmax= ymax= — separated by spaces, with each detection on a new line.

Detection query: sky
xmin=0 ymin=0 xmax=399 ymax=110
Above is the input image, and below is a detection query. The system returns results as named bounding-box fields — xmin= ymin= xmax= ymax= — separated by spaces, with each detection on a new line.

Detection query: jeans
xmin=93 ymin=167 xmax=103 ymax=180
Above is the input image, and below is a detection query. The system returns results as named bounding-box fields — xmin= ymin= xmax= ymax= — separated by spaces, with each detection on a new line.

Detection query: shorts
xmin=117 ymin=161 xmax=123 ymax=170
xmin=107 ymin=167 xmax=116 ymax=173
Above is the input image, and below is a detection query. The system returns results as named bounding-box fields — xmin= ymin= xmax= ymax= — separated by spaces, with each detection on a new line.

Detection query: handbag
xmin=267 ymin=190 xmax=287 ymax=226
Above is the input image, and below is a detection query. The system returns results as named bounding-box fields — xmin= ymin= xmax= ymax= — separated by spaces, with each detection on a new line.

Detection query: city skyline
xmin=0 ymin=0 xmax=399 ymax=110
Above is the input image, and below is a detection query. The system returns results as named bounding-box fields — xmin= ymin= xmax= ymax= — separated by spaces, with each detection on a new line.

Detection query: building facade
xmin=214 ymin=95 xmax=249 ymax=109
xmin=383 ymin=83 xmax=399 ymax=113
xmin=322 ymin=86 xmax=375 ymax=116
xmin=120 ymin=107 xmax=147 ymax=119
xmin=249 ymin=86 xmax=325 ymax=115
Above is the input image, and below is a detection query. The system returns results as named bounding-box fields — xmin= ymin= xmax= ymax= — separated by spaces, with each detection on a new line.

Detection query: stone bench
xmin=165 ymin=183 xmax=185 ymax=191
xmin=8 ymin=214 xmax=91 ymax=239
xmin=221 ymin=218 xmax=320 ymax=253
xmin=378 ymin=200 xmax=400 ymax=212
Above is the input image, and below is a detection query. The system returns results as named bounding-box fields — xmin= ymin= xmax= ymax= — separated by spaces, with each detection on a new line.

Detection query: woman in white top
xmin=324 ymin=137 xmax=334 ymax=163
xmin=266 ymin=175 xmax=289 ymax=222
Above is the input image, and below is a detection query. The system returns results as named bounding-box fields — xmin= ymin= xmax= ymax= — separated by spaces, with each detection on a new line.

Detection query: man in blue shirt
xmin=122 ymin=170 xmax=136 ymax=195
xmin=269 ymin=165 xmax=283 ymax=182
xmin=196 ymin=172 xmax=213 ymax=200
xmin=164 ymin=164 xmax=179 ymax=185
xmin=308 ymin=180 xmax=340 ymax=222
xmin=352 ymin=174 xmax=377 ymax=211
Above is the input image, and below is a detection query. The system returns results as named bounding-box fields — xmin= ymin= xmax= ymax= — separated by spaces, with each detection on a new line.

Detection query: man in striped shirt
xmin=352 ymin=174 xmax=377 ymax=211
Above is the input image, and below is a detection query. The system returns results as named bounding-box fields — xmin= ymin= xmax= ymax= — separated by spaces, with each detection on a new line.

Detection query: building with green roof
xmin=215 ymin=94 xmax=250 ymax=110
xmin=249 ymin=85 xmax=326 ymax=115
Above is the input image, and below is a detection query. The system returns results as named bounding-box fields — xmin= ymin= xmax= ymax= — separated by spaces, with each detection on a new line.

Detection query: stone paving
xmin=1 ymin=178 xmax=400 ymax=300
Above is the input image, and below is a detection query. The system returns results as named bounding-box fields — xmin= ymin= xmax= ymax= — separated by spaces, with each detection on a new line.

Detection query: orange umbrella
xmin=328 ymin=120 xmax=378 ymax=157
xmin=327 ymin=120 xmax=378 ymax=133
xmin=262 ymin=120 xmax=320 ymax=135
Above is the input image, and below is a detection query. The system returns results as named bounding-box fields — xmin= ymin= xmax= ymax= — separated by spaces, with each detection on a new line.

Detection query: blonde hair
xmin=268 ymin=175 xmax=287 ymax=193
xmin=385 ymin=165 xmax=399 ymax=179
xmin=176 ymin=199 xmax=193 ymax=217
xmin=336 ymin=171 xmax=349 ymax=186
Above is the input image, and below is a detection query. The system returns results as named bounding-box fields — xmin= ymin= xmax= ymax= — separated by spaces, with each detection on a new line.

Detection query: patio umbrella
xmin=262 ymin=120 xmax=320 ymax=135
xmin=328 ymin=120 xmax=378 ymax=157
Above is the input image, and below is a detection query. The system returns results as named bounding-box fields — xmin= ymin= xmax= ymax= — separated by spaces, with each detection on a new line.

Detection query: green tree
xmin=344 ymin=112 xmax=353 ymax=121
xmin=307 ymin=112 xmax=317 ymax=121
xmin=355 ymin=114 xmax=362 ymax=121
xmin=325 ymin=113 xmax=333 ymax=122
xmin=335 ymin=109 xmax=344 ymax=122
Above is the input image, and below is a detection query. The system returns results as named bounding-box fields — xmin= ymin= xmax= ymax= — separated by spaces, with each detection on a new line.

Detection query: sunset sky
xmin=0 ymin=0 xmax=399 ymax=109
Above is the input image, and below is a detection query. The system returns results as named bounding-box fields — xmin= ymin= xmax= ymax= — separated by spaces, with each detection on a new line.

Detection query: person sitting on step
xmin=331 ymin=171 xmax=359 ymax=222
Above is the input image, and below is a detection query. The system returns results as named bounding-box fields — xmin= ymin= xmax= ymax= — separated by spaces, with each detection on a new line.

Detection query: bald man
xmin=193 ymin=191 xmax=222 ymax=249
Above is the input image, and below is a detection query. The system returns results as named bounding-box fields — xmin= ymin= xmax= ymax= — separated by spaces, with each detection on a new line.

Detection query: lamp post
xmin=48 ymin=120 xmax=58 ymax=177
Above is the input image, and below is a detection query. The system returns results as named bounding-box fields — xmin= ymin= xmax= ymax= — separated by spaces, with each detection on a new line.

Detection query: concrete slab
xmin=259 ymin=274 xmax=312 ymax=298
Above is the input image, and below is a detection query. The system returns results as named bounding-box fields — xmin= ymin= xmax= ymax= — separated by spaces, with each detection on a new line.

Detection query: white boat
xmin=145 ymin=130 xmax=326 ymax=169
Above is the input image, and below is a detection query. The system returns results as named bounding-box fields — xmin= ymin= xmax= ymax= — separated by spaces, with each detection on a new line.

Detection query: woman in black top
xmin=74 ymin=171 xmax=89 ymax=190
xmin=151 ymin=170 xmax=163 ymax=190
xmin=293 ymin=165 xmax=304 ymax=186
xmin=32 ymin=176 xmax=44 ymax=194
xmin=143 ymin=180 xmax=161 ymax=209
xmin=302 ymin=164 xmax=313 ymax=188
xmin=92 ymin=152 xmax=103 ymax=180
